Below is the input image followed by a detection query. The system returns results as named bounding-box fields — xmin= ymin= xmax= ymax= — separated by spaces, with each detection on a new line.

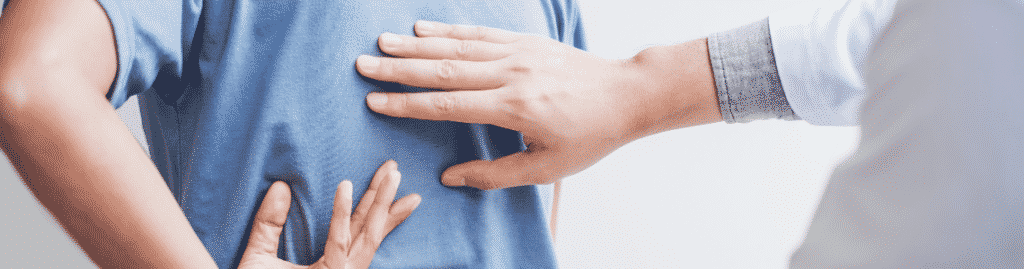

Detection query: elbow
xmin=0 ymin=70 xmax=34 ymax=115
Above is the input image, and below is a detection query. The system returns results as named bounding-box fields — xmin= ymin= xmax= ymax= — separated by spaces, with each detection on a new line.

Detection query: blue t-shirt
xmin=61 ymin=1 xmax=585 ymax=268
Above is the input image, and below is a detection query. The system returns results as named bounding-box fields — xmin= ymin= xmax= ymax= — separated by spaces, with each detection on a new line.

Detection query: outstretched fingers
xmin=342 ymin=163 xmax=420 ymax=269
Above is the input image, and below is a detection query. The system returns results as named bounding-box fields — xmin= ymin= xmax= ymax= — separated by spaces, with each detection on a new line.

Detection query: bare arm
xmin=0 ymin=0 xmax=216 ymax=267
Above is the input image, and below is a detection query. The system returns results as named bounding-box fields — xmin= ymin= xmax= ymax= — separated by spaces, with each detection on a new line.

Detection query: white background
xmin=0 ymin=1 xmax=859 ymax=268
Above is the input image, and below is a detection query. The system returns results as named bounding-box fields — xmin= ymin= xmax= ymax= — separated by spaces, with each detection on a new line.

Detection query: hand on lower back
xmin=356 ymin=21 xmax=720 ymax=190
xmin=238 ymin=160 xmax=421 ymax=269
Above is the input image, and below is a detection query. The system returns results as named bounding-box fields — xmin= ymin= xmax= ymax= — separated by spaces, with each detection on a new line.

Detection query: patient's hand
xmin=238 ymin=160 xmax=421 ymax=269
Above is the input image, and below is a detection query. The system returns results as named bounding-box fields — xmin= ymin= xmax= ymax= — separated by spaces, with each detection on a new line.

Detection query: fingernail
xmin=379 ymin=33 xmax=402 ymax=48
xmin=340 ymin=180 xmax=352 ymax=194
xmin=442 ymin=176 xmax=465 ymax=187
xmin=366 ymin=93 xmax=388 ymax=109
xmin=416 ymin=20 xmax=440 ymax=35
xmin=390 ymin=171 xmax=402 ymax=184
xmin=357 ymin=55 xmax=380 ymax=74
xmin=336 ymin=180 xmax=353 ymax=201
xmin=411 ymin=194 xmax=422 ymax=208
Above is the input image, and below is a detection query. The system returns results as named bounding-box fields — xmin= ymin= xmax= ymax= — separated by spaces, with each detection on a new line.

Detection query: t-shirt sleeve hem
xmin=95 ymin=0 xmax=136 ymax=109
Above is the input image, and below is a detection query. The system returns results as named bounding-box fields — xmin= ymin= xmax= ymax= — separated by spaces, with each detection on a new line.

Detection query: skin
xmin=0 ymin=0 xmax=214 ymax=267
xmin=0 ymin=1 xmax=417 ymax=267
xmin=358 ymin=21 xmax=722 ymax=190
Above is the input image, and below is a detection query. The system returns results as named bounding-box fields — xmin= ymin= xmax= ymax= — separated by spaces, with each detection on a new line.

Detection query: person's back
xmin=99 ymin=0 xmax=584 ymax=267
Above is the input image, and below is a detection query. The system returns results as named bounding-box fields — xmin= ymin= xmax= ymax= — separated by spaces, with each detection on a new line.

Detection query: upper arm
xmin=0 ymin=0 xmax=117 ymax=109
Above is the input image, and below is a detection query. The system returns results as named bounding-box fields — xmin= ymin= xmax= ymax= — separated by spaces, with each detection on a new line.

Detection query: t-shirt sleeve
xmin=94 ymin=0 xmax=188 ymax=109
xmin=554 ymin=0 xmax=587 ymax=51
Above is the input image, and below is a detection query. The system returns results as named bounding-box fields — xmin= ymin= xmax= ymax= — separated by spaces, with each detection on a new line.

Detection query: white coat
xmin=771 ymin=0 xmax=1024 ymax=267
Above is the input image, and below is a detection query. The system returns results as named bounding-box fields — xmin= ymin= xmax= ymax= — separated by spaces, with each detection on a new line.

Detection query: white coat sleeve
xmin=769 ymin=0 xmax=899 ymax=126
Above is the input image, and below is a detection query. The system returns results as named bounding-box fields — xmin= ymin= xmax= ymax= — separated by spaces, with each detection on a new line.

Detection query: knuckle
xmin=377 ymin=57 xmax=395 ymax=77
xmin=462 ymin=174 xmax=493 ymax=190
xmin=505 ymin=58 xmax=532 ymax=76
xmin=495 ymin=96 xmax=524 ymax=123
xmin=474 ymin=179 xmax=502 ymax=190
xmin=442 ymin=24 xmax=456 ymax=36
xmin=430 ymin=94 xmax=459 ymax=114
xmin=500 ymin=93 xmax=536 ymax=123
xmin=413 ymin=39 xmax=429 ymax=55
xmin=253 ymin=216 xmax=284 ymax=230
xmin=386 ymin=94 xmax=410 ymax=116
xmin=500 ymin=95 xmax=526 ymax=116
xmin=472 ymin=26 xmax=488 ymax=39
xmin=454 ymin=40 xmax=473 ymax=60
xmin=436 ymin=59 xmax=457 ymax=81
xmin=502 ymin=90 xmax=549 ymax=117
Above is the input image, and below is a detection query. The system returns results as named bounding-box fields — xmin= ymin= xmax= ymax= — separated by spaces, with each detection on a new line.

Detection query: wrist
xmin=619 ymin=39 xmax=722 ymax=140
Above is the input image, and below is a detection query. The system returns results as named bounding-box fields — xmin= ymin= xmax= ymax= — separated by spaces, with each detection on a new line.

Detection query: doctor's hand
xmin=238 ymin=161 xmax=421 ymax=269
xmin=357 ymin=21 xmax=721 ymax=190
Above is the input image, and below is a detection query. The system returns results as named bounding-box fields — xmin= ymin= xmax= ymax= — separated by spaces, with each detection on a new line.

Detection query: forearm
xmin=0 ymin=80 xmax=216 ymax=268
xmin=621 ymin=18 xmax=797 ymax=138
xmin=0 ymin=0 xmax=215 ymax=267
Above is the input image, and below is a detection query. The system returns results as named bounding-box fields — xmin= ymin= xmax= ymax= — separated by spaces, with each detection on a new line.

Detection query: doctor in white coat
xmin=356 ymin=0 xmax=1024 ymax=266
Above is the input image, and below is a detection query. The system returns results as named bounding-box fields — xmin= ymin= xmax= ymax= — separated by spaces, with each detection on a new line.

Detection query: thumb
xmin=243 ymin=181 xmax=292 ymax=256
xmin=442 ymin=150 xmax=556 ymax=190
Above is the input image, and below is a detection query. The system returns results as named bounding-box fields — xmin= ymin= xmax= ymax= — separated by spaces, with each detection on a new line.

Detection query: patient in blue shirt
xmin=88 ymin=0 xmax=585 ymax=268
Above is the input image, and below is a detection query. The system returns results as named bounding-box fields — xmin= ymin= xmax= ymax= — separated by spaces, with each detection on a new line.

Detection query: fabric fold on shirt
xmin=708 ymin=18 xmax=798 ymax=124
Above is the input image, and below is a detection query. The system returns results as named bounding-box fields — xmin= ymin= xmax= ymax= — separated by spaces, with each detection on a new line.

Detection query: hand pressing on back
xmin=357 ymin=21 xmax=720 ymax=190
xmin=238 ymin=160 xmax=421 ymax=269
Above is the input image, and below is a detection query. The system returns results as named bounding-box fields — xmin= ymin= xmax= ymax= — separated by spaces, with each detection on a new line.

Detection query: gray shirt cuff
xmin=708 ymin=18 xmax=799 ymax=123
